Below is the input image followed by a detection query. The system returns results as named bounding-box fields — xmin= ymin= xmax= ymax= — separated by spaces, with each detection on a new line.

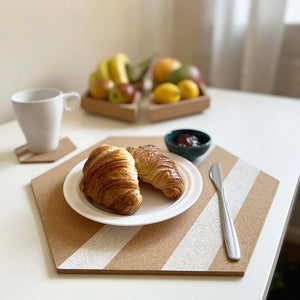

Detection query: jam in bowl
xmin=164 ymin=129 xmax=211 ymax=161
xmin=172 ymin=133 xmax=203 ymax=147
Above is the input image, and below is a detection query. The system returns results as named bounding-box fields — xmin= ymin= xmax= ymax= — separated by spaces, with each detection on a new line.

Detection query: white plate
xmin=63 ymin=152 xmax=202 ymax=226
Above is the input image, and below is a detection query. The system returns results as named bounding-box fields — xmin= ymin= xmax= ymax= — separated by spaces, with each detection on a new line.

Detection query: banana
xmin=109 ymin=53 xmax=130 ymax=83
xmin=108 ymin=59 xmax=117 ymax=82
xmin=90 ymin=72 xmax=97 ymax=85
xmin=96 ymin=58 xmax=111 ymax=80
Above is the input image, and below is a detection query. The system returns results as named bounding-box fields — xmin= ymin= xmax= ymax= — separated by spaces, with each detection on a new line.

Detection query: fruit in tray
xmin=89 ymin=73 xmax=114 ymax=100
xmin=126 ymin=58 xmax=152 ymax=83
xmin=96 ymin=58 xmax=111 ymax=81
xmin=166 ymin=65 xmax=202 ymax=86
xmin=177 ymin=79 xmax=199 ymax=99
xmin=109 ymin=53 xmax=130 ymax=83
xmin=89 ymin=52 xmax=152 ymax=102
xmin=152 ymin=58 xmax=202 ymax=104
xmin=109 ymin=83 xmax=136 ymax=104
xmin=153 ymin=58 xmax=181 ymax=83
xmin=153 ymin=83 xmax=181 ymax=104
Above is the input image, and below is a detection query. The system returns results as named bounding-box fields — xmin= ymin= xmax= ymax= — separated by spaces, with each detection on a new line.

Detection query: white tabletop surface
xmin=1 ymin=88 xmax=299 ymax=300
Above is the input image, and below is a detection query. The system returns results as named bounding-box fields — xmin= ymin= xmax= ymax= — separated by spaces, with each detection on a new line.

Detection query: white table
xmin=1 ymin=88 xmax=299 ymax=300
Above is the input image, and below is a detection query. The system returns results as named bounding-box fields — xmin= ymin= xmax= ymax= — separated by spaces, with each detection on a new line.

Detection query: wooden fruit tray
xmin=81 ymin=91 xmax=141 ymax=123
xmin=149 ymin=83 xmax=210 ymax=123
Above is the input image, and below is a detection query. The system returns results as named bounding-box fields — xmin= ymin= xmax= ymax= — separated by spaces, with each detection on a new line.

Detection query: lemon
xmin=177 ymin=79 xmax=199 ymax=99
xmin=153 ymin=83 xmax=181 ymax=104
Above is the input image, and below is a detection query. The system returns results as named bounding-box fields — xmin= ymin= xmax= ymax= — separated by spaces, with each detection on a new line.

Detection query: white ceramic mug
xmin=11 ymin=88 xmax=81 ymax=153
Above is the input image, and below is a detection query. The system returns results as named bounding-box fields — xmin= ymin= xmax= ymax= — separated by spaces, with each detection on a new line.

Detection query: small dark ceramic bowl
xmin=164 ymin=129 xmax=211 ymax=161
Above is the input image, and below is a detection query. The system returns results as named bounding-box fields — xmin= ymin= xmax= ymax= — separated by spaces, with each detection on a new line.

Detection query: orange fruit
xmin=177 ymin=79 xmax=199 ymax=99
xmin=153 ymin=58 xmax=181 ymax=83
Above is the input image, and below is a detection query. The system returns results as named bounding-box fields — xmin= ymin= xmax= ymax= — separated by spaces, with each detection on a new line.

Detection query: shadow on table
xmin=267 ymin=242 xmax=300 ymax=299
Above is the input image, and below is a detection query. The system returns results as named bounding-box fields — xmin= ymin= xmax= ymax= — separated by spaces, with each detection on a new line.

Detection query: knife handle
xmin=218 ymin=189 xmax=241 ymax=261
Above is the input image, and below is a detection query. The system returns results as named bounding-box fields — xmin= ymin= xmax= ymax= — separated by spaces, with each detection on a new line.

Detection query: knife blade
xmin=209 ymin=162 xmax=241 ymax=261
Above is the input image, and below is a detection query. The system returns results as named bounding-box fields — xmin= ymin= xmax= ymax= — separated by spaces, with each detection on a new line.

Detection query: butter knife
xmin=209 ymin=163 xmax=241 ymax=261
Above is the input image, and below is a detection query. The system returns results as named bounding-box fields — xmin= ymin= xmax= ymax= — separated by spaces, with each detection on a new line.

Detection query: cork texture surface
xmin=15 ymin=137 xmax=76 ymax=163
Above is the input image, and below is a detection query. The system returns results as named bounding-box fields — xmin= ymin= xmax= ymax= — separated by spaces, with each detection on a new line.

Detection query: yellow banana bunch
xmin=108 ymin=53 xmax=130 ymax=83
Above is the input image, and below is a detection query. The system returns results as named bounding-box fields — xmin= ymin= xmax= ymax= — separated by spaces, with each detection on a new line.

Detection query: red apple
xmin=108 ymin=83 xmax=136 ymax=104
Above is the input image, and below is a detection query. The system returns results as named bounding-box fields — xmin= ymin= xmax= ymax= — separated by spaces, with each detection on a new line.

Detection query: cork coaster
xmin=31 ymin=136 xmax=279 ymax=276
xmin=15 ymin=137 xmax=76 ymax=163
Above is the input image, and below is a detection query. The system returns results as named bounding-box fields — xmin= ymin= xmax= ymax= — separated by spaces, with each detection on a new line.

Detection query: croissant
xmin=126 ymin=145 xmax=185 ymax=199
xmin=79 ymin=144 xmax=142 ymax=215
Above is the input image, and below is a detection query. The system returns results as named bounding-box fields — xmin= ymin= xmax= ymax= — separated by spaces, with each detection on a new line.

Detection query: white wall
xmin=0 ymin=0 xmax=175 ymax=123
xmin=173 ymin=0 xmax=214 ymax=84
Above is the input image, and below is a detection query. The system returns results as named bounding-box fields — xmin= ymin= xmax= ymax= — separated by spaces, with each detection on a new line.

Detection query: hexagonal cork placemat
xmin=31 ymin=136 xmax=279 ymax=276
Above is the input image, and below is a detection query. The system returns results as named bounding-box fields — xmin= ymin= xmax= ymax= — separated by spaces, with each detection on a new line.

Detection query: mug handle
xmin=63 ymin=92 xmax=81 ymax=111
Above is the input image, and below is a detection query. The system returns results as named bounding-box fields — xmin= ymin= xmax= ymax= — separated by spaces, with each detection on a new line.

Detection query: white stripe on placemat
xmin=162 ymin=159 xmax=259 ymax=271
xmin=58 ymin=225 xmax=141 ymax=270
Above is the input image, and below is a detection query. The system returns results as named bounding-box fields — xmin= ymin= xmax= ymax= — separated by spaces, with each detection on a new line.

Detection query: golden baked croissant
xmin=79 ymin=144 xmax=142 ymax=215
xmin=126 ymin=145 xmax=184 ymax=199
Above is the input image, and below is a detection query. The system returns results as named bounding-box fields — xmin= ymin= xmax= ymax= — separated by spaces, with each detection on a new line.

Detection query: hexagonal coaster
xmin=15 ymin=137 xmax=76 ymax=163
